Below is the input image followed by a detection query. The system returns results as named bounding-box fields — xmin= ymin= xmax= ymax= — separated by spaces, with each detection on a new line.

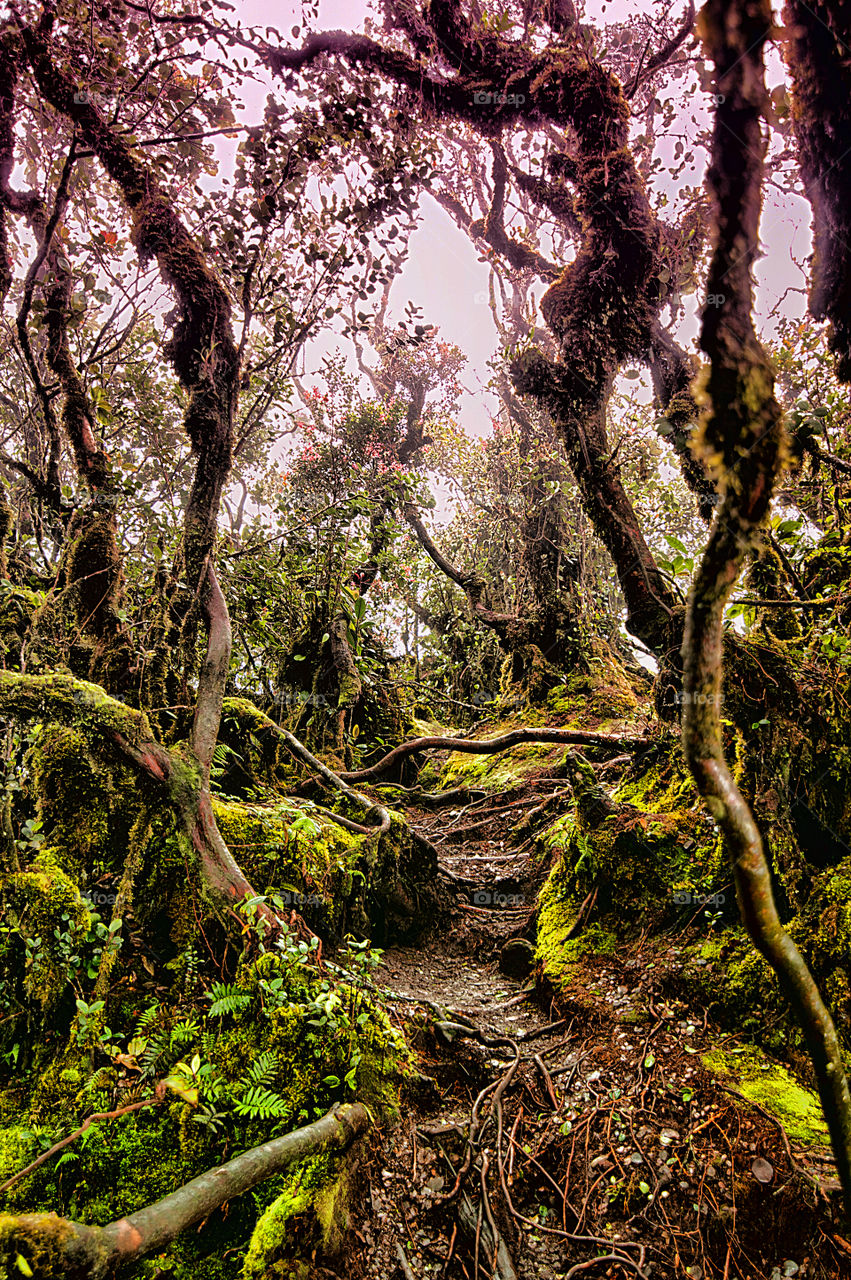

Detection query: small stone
xmin=499 ymin=938 xmax=536 ymax=979
xmin=752 ymin=1157 xmax=774 ymax=1184
xmin=425 ymin=1175 xmax=445 ymax=1191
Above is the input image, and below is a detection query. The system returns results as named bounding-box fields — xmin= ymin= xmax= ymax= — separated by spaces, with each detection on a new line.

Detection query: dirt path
xmin=338 ymin=775 xmax=851 ymax=1280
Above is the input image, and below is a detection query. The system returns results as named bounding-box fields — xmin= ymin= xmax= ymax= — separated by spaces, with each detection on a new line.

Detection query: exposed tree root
xmin=340 ymin=727 xmax=653 ymax=784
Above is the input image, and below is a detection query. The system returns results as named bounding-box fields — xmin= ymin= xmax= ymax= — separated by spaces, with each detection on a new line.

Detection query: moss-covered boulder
xmin=534 ymin=745 xmax=724 ymax=995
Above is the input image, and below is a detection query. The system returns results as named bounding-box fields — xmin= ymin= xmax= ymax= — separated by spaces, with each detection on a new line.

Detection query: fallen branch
xmin=0 ymin=1096 xmax=160 ymax=1195
xmin=0 ymin=1102 xmax=368 ymax=1278
xmin=340 ymin=727 xmax=652 ymax=784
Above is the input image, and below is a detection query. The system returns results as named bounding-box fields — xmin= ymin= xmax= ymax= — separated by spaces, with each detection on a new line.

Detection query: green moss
xmin=25 ymin=724 xmax=137 ymax=880
xmin=702 ymin=1044 xmax=830 ymax=1147
xmin=613 ymin=743 xmax=698 ymax=814
xmin=546 ymin=649 xmax=640 ymax=722
xmin=0 ymin=944 xmax=408 ymax=1276
xmin=212 ymin=797 xmax=360 ymax=923
xmin=0 ymin=1129 xmax=37 ymax=1185
xmin=436 ymin=740 xmax=562 ymax=792
xmin=0 ymin=1211 xmax=83 ymax=1279
xmin=535 ymin=857 xmax=620 ymax=992
xmin=241 ymin=1153 xmax=335 ymax=1278
xmin=4 ymin=847 xmax=90 ymax=1014
xmin=535 ymin=748 xmax=723 ymax=930
xmin=0 ymin=671 xmax=153 ymax=742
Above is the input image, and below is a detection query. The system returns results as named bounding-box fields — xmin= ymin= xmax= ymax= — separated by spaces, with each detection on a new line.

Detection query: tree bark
xmin=0 ymin=1103 xmax=368 ymax=1279
xmin=682 ymin=0 xmax=851 ymax=1217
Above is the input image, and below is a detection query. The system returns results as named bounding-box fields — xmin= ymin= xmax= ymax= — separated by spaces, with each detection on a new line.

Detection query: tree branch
xmin=0 ymin=1103 xmax=368 ymax=1278
xmin=340 ymin=726 xmax=651 ymax=785
xmin=682 ymin=0 xmax=851 ymax=1217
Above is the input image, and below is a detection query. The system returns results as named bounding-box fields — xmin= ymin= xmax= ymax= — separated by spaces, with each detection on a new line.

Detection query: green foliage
xmin=207 ymin=983 xmax=253 ymax=1020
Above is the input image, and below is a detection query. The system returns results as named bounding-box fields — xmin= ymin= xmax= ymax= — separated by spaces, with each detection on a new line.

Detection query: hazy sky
xmin=229 ymin=1 xmax=812 ymax=442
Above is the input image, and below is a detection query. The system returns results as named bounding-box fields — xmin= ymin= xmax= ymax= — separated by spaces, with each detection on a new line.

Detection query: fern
xmin=207 ymin=982 xmax=252 ymax=1019
xmin=171 ymin=1018 xmax=200 ymax=1045
xmin=133 ymin=1003 xmax=161 ymax=1037
xmin=117 ymin=1081 xmax=147 ymax=1108
xmin=242 ymin=1050 xmax=279 ymax=1091
xmin=138 ymin=1030 xmax=169 ymax=1078
xmin=81 ymin=1065 xmax=112 ymax=1096
xmin=233 ymin=1086 xmax=289 ymax=1119
xmin=201 ymin=1029 xmax=218 ymax=1062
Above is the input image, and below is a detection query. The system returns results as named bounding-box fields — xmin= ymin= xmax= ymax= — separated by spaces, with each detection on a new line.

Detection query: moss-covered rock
xmin=702 ymin=1043 xmax=830 ymax=1148
xmin=0 ymin=941 xmax=409 ymax=1278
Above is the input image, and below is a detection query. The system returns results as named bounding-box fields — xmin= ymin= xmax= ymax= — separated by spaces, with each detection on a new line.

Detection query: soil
xmin=322 ymin=771 xmax=851 ymax=1280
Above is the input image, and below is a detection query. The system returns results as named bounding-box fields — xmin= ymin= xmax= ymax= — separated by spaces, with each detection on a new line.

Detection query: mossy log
xmin=0 ymin=1103 xmax=368 ymax=1279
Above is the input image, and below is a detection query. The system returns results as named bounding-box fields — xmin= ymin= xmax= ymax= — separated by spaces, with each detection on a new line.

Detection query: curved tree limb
xmin=472 ymin=140 xmax=560 ymax=280
xmin=222 ymin=697 xmax=392 ymax=836
xmin=339 ymin=726 xmax=651 ymax=785
xmin=401 ymin=502 xmax=556 ymax=652
xmin=682 ymin=0 xmax=851 ymax=1217
xmin=625 ymin=1 xmax=696 ymax=97
xmin=648 ymin=321 xmax=716 ymax=522
xmin=191 ymin=559 xmax=232 ymax=777
xmin=0 ymin=1103 xmax=368 ymax=1279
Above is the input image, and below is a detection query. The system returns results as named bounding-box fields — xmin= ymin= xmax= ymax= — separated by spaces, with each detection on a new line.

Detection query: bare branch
xmin=341 ymin=726 xmax=651 ymax=785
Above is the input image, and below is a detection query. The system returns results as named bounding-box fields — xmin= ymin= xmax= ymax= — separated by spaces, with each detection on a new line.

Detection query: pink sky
xmin=231 ymin=1 xmax=812 ymax=441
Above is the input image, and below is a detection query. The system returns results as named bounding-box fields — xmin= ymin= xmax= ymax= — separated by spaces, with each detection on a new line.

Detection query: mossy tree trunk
xmin=0 ymin=8 xmax=288 ymax=942
xmin=682 ymin=0 xmax=851 ymax=1217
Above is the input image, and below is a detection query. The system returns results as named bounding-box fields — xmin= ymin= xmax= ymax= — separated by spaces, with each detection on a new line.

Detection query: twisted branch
xmin=682 ymin=0 xmax=851 ymax=1216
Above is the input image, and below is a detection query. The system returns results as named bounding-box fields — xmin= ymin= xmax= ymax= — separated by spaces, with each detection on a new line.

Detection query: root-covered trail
xmin=346 ymin=771 xmax=851 ymax=1280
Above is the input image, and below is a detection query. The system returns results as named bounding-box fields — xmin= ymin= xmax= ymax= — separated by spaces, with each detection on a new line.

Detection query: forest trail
xmin=346 ymin=769 xmax=851 ymax=1280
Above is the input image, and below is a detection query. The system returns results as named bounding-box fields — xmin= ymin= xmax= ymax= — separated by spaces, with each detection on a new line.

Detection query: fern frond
xmin=170 ymin=1018 xmax=200 ymax=1045
xmin=80 ymin=1066 xmax=113 ymax=1097
xmin=242 ymin=1049 xmax=279 ymax=1091
xmin=139 ymin=1031 xmax=168 ymax=1077
xmin=207 ymin=983 xmax=252 ymax=1018
xmin=133 ymin=1003 xmax=162 ymax=1036
xmin=233 ymin=1086 xmax=289 ymax=1119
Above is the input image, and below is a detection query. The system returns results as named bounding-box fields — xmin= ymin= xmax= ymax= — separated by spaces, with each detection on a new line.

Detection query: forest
xmin=0 ymin=0 xmax=850 ymax=1276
